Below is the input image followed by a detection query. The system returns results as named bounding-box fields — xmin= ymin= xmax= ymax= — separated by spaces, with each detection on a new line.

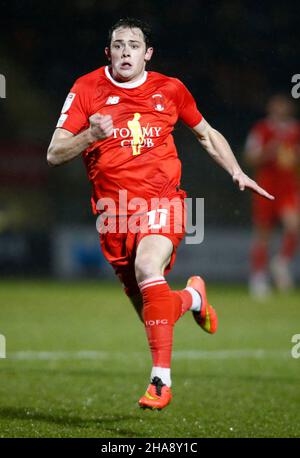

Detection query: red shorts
xmin=99 ymin=191 xmax=186 ymax=297
xmin=253 ymin=188 xmax=300 ymax=228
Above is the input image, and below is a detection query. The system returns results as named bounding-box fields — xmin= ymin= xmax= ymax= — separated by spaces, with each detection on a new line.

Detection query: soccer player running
xmin=47 ymin=18 xmax=273 ymax=410
xmin=245 ymin=95 xmax=300 ymax=297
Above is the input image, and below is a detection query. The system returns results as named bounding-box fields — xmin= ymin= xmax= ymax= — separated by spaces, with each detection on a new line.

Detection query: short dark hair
xmin=107 ymin=17 xmax=152 ymax=49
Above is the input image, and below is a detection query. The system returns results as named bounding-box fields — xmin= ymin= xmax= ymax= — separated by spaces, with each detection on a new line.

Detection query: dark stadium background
xmin=0 ymin=0 xmax=299 ymax=278
xmin=1 ymin=1 xmax=300 ymax=441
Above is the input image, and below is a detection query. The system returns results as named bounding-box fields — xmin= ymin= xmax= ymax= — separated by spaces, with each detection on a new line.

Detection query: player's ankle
xmin=150 ymin=367 xmax=172 ymax=387
xmin=185 ymin=286 xmax=202 ymax=312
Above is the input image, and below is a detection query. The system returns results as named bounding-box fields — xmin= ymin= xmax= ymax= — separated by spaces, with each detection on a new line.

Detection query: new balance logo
xmin=106 ymin=96 xmax=120 ymax=105
xmin=145 ymin=319 xmax=169 ymax=326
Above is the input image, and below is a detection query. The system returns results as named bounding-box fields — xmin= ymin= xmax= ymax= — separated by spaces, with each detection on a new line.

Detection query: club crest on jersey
xmin=106 ymin=96 xmax=120 ymax=105
xmin=152 ymin=93 xmax=165 ymax=111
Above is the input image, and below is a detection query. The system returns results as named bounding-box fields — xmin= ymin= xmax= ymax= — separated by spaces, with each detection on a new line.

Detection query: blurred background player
xmin=47 ymin=17 xmax=273 ymax=410
xmin=245 ymin=94 xmax=300 ymax=297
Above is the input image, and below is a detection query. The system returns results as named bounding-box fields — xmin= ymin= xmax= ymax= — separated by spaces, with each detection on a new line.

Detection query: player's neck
xmin=268 ymin=115 xmax=293 ymax=127
xmin=105 ymin=66 xmax=148 ymax=88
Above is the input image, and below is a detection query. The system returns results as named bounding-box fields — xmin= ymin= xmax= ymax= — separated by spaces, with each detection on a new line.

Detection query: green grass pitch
xmin=0 ymin=280 xmax=299 ymax=438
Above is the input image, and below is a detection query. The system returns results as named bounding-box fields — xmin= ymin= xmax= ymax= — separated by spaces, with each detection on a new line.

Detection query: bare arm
xmin=191 ymin=118 xmax=274 ymax=200
xmin=47 ymin=113 xmax=113 ymax=166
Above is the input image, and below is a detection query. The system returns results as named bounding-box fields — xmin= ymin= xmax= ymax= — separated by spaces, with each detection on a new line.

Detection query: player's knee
xmin=254 ymin=228 xmax=271 ymax=242
xmin=284 ymin=218 xmax=300 ymax=233
xmin=135 ymin=254 xmax=161 ymax=283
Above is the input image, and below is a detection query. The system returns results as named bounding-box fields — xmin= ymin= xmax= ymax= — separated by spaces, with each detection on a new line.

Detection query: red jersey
xmin=245 ymin=118 xmax=300 ymax=192
xmin=56 ymin=66 xmax=202 ymax=214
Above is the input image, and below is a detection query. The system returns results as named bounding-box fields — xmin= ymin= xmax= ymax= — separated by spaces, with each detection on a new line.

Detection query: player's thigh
xmin=252 ymin=194 xmax=275 ymax=230
xmin=135 ymin=234 xmax=173 ymax=281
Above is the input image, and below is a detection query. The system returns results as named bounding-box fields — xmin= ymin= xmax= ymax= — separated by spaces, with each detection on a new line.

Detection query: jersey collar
xmin=105 ymin=66 xmax=148 ymax=89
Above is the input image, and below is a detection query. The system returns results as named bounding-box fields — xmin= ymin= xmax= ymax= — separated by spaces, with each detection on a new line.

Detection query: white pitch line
xmin=173 ymin=349 xmax=290 ymax=359
xmin=6 ymin=349 xmax=290 ymax=361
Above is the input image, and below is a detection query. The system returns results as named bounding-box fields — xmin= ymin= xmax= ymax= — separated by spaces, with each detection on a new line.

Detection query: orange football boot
xmin=187 ymin=276 xmax=218 ymax=334
xmin=138 ymin=377 xmax=172 ymax=410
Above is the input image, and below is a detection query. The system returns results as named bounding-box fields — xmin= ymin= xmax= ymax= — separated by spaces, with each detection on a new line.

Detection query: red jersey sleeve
xmin=56 ymin=78 xmax=90 ymax=134
xmin=174 ymin=79 xmax=203 ymax=128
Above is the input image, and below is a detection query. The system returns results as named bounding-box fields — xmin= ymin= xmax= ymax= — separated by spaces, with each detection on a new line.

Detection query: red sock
xmin=251 ymin=240 xmax=268 ymax=273
xmin=171 ymin=290 xmax=193 ymax=319
xmin=139 ymin=277 xmax=190 ymax=368
xmin=280 ymin=232 xmax=298 ymax=259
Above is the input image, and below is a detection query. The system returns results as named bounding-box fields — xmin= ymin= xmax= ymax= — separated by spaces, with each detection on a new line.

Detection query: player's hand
xmin=232 ymin=171 xmax=275 ymax=200
xmin=88 ymin=113 xmax=114 ymax=141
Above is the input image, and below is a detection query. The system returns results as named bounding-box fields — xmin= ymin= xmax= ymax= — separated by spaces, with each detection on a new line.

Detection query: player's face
xmin=267 ymin=96 xmax=295 ymax=121
xmin=105 ymin=27 xmax=153 ymax=83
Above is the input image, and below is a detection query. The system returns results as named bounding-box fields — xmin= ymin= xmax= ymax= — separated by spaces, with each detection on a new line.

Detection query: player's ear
xmin=105 ymin=47 xmax=111 ymax=61
xmin=145 ymin=47 xmax=154 ymax=62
